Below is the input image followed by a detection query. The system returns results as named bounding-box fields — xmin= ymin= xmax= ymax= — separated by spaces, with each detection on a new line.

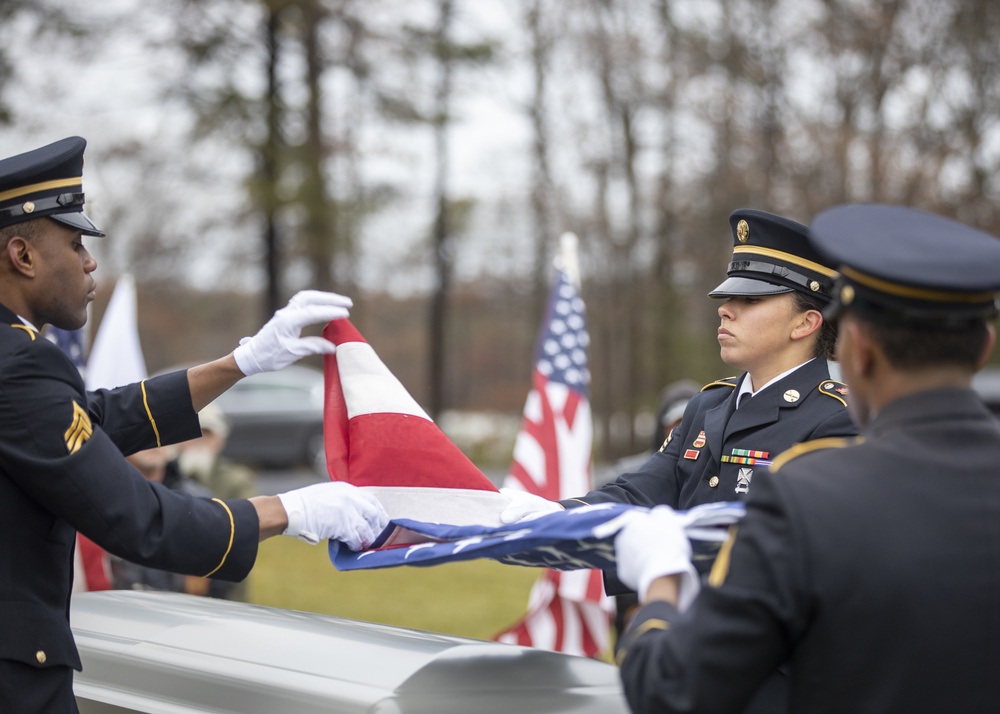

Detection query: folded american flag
xmin=329 ymin=501 xmax=745 ymax=571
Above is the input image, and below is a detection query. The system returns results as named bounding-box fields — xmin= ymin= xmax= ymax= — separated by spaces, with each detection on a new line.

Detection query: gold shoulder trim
xmin=10 ymin=324 xmax=37 ymax=340
xmin=770 ymin=436 xmax=863 ymax=472
xmin=817 ymin=379 xmax=849 ymax=408
xmin=614 ymin=618 xmax=669 ymax=666
xmin=708 ymin=526 xmax=738 ymax=588
xmin=202 ymin=498 xmax=236 ymax=577
xmin=701 ymin=376 xmax=739 ymax=392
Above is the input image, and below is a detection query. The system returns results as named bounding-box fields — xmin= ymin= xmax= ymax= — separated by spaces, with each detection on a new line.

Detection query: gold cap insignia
xmin=736 ymin=219 xmax=749 ymax=243
xmin=22 ymin=201 xmax=35 ymax=214
xmin=65 ymin=401 xmax=93 ymax=454
xmin=809 ymin=280 xmax=820 ymax=292
xmin=841 ymin=284 xmax=855 ymax=305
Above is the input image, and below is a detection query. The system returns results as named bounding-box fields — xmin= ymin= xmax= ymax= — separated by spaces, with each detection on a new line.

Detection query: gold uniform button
xmin=708 ymin=476 xmax=719 ymax=488
xmin=35 ymin=650 xmax=46 ymax=664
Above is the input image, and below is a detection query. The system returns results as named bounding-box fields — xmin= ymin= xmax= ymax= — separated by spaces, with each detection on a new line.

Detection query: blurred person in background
xmin=177 ymin=403 xmax=257 ymax=501
xmin=649 ymin=380 xmax=701 ymax=451
xmin=600 ymin=380 xmax=701 ymax=484
xmin=113 ymin=446 xmax=245 ymax=599
xmin=175 ymin=404 xmax=257 ymax=600
xmin=108 ymin=447 xmax=194 ymax=594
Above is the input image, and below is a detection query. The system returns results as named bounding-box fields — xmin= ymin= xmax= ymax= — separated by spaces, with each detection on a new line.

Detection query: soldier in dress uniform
xmin=613 ymin=204 xmax=1000 ymax=714
xmin=503 ymin=210 xmax=855 ymax=519
xmin=0 ymin=137 xmax=389 ymax=713
xmin=502 ymin=208 xmax=857 ymax=711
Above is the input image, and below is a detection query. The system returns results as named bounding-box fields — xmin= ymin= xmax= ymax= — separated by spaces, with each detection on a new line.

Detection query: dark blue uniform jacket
xmin=0 ymin=304 xmax=258 ymax=684
xmin=618 ymin=388 xmax=1000 ymax=714
xmin=567 ymin=357 xmax=856 ymax=511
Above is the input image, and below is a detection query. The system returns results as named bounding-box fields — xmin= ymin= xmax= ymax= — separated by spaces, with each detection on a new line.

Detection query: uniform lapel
xmin=723 ymin=359 xmax=828 ymax=441
xmin=704 ymin=384 xmax=739 ymax=464
xmin=724 ymin=389 xmax=782 ymax=441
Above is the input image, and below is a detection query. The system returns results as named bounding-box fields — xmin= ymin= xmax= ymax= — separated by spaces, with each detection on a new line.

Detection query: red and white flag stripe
xmin=322 ymin=319 xmax=506 ymax=526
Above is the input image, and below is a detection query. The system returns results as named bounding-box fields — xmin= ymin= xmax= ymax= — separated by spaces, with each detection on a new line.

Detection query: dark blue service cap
xmin=0 ymin=136 xmax=104 ymax=236
xmin=810 ymin=204 xmax=1000 ymax=327
xmin=709 ymin=208 xmax=838 ymax=302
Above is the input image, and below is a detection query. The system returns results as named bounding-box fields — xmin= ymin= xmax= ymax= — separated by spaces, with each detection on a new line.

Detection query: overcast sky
xmin=6 ymin=0 xmax=548 ymax=297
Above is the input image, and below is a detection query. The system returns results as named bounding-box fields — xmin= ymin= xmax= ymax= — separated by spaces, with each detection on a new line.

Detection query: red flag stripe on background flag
xmin=498 ymin=571 xmax=606 ymax=655
xmin=494 ymin=268 xmax=613 ymax=658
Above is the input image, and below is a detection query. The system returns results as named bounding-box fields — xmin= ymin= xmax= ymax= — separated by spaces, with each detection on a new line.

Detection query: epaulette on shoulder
xmin=5 ymin=323 xmax=38 ymax=341
xmin=817 ymin=379 xmax=849 ymax=407
xmin=770 ymin=436 xmax=864 ymax=472
xmin=701 ymin=376 xmax=739 ymax=392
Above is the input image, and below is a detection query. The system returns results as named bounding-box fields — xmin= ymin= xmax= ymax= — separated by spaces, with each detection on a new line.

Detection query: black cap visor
xmin=709 ymin=276 xmax=794 ymax=299
xmin=50 ymin=210 xmax=105 ymax=237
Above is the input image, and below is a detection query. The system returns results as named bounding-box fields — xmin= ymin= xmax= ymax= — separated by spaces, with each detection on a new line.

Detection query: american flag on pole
xmin=494 ymin=247 xmax=614 ymax=658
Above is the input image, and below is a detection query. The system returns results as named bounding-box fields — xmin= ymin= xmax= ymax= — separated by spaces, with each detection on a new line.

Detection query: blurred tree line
xmin=3 ymin=0 xmax=1000 ymax=460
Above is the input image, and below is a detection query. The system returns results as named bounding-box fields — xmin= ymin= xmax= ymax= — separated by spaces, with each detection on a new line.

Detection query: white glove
xmin=233 ymin=290 xmax=352 ymax=376
xmin=498 ymin=487 xmax=564 ymax=524
xmin=277 ymin=481 xmax=389 ymax=550
xmin=614 ymin=506 xmax=701 ymax=611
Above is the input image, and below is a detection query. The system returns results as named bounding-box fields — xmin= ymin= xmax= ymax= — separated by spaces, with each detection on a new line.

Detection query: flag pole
xmin=557 ymin=232 xmax=581 ymax=289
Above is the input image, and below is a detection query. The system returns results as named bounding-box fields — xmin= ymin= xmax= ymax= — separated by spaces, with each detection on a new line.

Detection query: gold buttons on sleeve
xmin=708 ymin=476 xmax=720 ymax=488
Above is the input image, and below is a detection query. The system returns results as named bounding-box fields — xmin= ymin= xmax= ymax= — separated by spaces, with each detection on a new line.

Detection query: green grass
xmin=247 ymin=537 xmax=543 ymax=641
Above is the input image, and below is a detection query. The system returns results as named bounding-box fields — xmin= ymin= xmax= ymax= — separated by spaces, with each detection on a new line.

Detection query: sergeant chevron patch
xmin=64 ymin=401 xmax=93 ymax=454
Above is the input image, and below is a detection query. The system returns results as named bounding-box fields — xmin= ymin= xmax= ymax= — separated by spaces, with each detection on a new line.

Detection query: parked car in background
xmin=211 ymin=364 xmax=327 ymax=475
xmin=973 ymin=365 xmax=1000 ymax=419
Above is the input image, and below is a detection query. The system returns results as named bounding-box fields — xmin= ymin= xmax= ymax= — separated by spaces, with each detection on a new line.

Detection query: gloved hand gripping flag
xmin=321 ymin=319 xmax=743 ymax=576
